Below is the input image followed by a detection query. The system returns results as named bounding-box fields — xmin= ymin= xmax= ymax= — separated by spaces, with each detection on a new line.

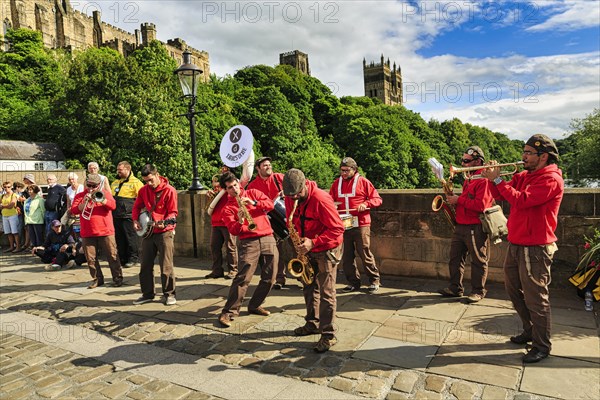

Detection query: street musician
xmin=438 ymin=146 xmax=494 ymax=303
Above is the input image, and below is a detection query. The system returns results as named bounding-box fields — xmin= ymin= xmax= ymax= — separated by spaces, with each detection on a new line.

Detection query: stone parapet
xmin=171 ymin=189 xmax=599 ymax=287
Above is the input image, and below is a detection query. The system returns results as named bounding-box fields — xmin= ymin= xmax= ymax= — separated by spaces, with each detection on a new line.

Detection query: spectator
xmin=32 ymin=220 xmax=75 ymax=271
xmin=24 ymin=185 xmax=46 ymax=248
xmin=87 ymin=162 xmax=111 ymax=192
xmin=1 ymin=181 xmax=21 ymax=252
xmin=44 ymin=174 xmax=66 ymax=232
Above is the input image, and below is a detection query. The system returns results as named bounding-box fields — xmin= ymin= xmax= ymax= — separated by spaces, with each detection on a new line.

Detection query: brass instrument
xmin=235 ymin=193 xmax=257 ymax=231
xmin=450 ymin=161 xmax=524 ymax=180
xmin=428 ymin=158 xmax=456 ymax=228
xmin=286 ymin=199 xmax=314 ymax=286
xmin=81 ymin=190 xmax=105 ymax=220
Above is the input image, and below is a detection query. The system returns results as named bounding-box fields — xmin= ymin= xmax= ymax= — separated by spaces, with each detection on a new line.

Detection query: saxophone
xmin=286 ymin=199 xmax=314 ymax=286
xmin=235 ymin=193 xmax=257 ymax=231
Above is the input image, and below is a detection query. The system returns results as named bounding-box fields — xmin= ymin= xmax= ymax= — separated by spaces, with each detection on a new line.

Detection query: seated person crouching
xmin=32 ymin=220 xmax=82 ymax=270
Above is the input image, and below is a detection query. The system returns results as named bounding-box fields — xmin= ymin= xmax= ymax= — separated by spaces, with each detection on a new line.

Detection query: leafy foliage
xmin=1 ymin=28 xmax=591 ymax=190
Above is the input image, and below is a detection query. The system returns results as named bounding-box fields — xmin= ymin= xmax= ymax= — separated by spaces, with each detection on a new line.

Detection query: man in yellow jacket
xmin=111 ymin=161 xmax=144 ymax=268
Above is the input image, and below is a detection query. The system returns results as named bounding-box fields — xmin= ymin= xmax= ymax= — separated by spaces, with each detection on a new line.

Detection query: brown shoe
xmin=218 ymin=314 xmax=232 ymax=328
xmin=87 ymin=279 xmax=104 ymax=289
xmin=205 ymin=272 xmax=225 ymax=279
xmin=248 ymin=307 xmax=270 ymax=316
xmin=293 ymin=325 xmax=320 ymax=336
xmin=314 ymin=336 xmax=337 ymax=353
xmin=466 ymin=293 xmax=483 ymax=303
xmin=438 ymin=287 xmax=463 ymax=297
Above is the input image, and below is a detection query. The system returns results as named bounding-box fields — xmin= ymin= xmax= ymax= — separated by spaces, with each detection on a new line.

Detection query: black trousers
xmin=114 ymin=217 xmax=140 ymax=264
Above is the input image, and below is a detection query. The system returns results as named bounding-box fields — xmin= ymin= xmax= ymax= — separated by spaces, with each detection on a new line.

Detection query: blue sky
xmin=71 ymin=0 xmax=600 ymax=141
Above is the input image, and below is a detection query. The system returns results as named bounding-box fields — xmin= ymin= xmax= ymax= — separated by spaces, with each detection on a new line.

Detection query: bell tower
xmin=363 ymin=54 xmax=403 ymax=106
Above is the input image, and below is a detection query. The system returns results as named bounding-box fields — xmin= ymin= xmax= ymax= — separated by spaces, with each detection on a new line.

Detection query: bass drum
xmin=268 ymin=196 xmax=289 ymax=240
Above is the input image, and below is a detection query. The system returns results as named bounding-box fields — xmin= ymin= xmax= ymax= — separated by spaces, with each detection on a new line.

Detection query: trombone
xmin=449 ymin=161 xmax=524 ymax=180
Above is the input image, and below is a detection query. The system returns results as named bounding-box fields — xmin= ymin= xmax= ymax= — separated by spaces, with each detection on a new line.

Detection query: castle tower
xmin=141 ymin=22 xmax=156 ymax=45
xmin=363 ymin=54 xmax=403 ymax=106
xmin=279 ymin=50 xmax=310 ymax=76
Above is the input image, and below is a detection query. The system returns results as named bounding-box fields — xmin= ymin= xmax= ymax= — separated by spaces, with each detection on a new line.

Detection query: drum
xmin=340 ymin=213 xmax=358 ymax=230
xmin=137 ymin=211 xmax=154 ymax=238
xmin=268 ymin=197 xmax=289 ymax=240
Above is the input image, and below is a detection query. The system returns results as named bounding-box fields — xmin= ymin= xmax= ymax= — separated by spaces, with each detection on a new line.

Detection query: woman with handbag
xmin=1 ymin=181 xmax=22 ymax=252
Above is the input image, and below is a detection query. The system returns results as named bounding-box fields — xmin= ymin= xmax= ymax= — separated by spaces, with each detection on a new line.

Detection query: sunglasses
xmin=86 ymin=183 xmax=99 ymax=188
xmin=522 ymin=151 xmax=542 ymax=156
xmin=461 ymin=158 xmax=475 ymax=163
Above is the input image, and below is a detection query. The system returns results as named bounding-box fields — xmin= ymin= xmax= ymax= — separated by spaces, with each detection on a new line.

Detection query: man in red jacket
xmin=438 ymin=146 xmax=494 ymax=303
xmin=329 ymin=157 xmax=382 ymax=293
xmin=247 ymin=156 xmax=288 ymax=289
xmin=70 ymin=174 xmax=123 ymax=289
xmin=284 ymin=168 xmax=344 ymax=353
xmin=131 ymin=164 xmax=178 ymax=306
xmin=218 ymin=171 xmax=278 ymax=328
xmin=205 ymin=174 xmax=238 ymax=279
xmin=482 ymin=134 xmax=564 ymax=363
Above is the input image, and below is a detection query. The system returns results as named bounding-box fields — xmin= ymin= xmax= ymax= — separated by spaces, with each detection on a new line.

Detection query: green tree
xmin=560 ymin=109 xmax=600 ymax=182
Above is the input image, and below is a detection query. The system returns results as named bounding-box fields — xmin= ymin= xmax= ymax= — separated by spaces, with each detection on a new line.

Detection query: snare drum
xmin=340 ymin=213 xmax=358 ymax=230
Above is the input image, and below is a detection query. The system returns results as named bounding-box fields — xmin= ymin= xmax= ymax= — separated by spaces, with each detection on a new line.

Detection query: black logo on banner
xmin=232 ymin=144 xmax=240 ymax=153
xmin=230 ymin=128 xmax=242 ymax=143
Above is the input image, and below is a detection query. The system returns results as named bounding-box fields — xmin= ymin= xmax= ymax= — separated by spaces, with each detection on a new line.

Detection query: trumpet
xmin=81 ymin=190 xmax=105 ymax=220
xmin=235 ymin=193 xmax=257 ymax=231
xmin=450 ymin=161 xmax=524 ymax=180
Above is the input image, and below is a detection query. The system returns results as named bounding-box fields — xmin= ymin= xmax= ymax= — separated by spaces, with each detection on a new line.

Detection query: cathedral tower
xmin=279 ymin=50 xmax=310 ymax=76
xmin=363 ymin=54 xmax=403 ymax=106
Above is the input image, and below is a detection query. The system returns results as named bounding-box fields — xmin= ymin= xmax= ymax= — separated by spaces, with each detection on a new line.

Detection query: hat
xmin=340 ymin=157 xmax=358 ymax=170
xmin=255 ymin=156 xmax=272 ymax=167
xmin=525 ymin=134 xmax=559 ymax=158
xmin=23 ymin=174 xmax=36 ymax=184
xmin=86 ymin=173 xmax=101 ymax=185
xmin=465 ymin=146 xmax=485 ymax=161
xmin=283 ymin=168 xmax=306 ymax=196
xmin=51 ymin=220 xmax=61 ymax=227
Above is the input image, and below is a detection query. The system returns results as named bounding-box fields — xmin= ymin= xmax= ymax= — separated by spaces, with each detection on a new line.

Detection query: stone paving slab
xmin=2 ymin=253 xmax=599 ymax=400
xmin=520 ymin=356 xmax=600 ymax=399
xmin=354 ymin=336 xmax=438 ymax=370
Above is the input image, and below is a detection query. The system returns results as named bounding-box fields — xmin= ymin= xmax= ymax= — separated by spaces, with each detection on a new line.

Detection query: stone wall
xmin=173 ymin=189 xmax=600 ymax=287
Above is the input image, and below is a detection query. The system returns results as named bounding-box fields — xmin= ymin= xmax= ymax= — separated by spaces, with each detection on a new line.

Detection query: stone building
xmin=363 ymin=54 xmax=403 ymax=106
xmin=1 ymin=0 xmax=209 ymax=81
xmin=279 ymin=49 xmax=310 ymax=76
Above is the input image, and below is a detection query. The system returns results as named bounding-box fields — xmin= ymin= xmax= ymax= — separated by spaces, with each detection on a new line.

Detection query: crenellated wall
xmin=173 ymin=189 xmax=600 ymax=288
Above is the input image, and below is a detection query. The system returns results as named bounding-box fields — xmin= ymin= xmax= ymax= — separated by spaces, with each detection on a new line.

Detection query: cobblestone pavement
xmin=1 ymin=251 xmax=599 ymax=399
xmin=0 ymin=332 xmax=218 ymax=400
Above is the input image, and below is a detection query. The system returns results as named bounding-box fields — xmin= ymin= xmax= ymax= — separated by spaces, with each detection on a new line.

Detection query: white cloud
xmin=526 ymin=0 xmax=600 ymax=32
xmin=71 ymin=0 xmax=599 ymax=140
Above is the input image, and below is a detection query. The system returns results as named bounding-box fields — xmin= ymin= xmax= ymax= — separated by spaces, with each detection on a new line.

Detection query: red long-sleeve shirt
xmin=455 ymin=172 xmax=494 ymax=225
xmin=329 ymin=174 xmax=382 ymax=226
xmin=490 ymin=164 xmax=563 ymax=246
xmin=132 ymin=176 xmax=178 ymax=234
xmin=286 ymin=180 xmax=344 ymax=253
xmin=70 ymin=188 xmax=116 ymax=238
xmin=210 ymin=191 xmax=228 ymax=227
xmin=247 ymin=173 xmax=284 ymax=200
xmin=222 ymin=188 xmax=274 ymax=239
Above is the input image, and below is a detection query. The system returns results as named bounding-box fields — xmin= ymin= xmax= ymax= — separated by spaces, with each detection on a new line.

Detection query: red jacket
xmin=132 ymin=176 xmax=178 ymax=234
xmin=329 ymin=174 xmax=382 ymax=226
xmin=286 ymin=180 xmax=344 ymax=253
xmin=222 ymin=188 xmax=274 ymax=239
xmin=70 ymin=188 xmax=116 ymax=238
xmin=491 ymin=164 xmax=564 ymax=246
xmin=247 ymin=173 xmax=284 ymax=200
xmin=210 ymin=191 xmax=228 ymax=227
xmin=455 ymin=172 xmax=494 ymax=225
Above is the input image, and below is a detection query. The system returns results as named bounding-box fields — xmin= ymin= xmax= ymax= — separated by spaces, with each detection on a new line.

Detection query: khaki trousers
xmin=210 ymin=226 xmax=238 ymax=275
xmin=304 ymin=244 xmax=342 ymax=339
xmin=222 ymin=235 xmax=278 ymax=316
xmin=342 ymin=226 xmax=380 ymax=287
xmin=82 ymin=235 xmax=123 ymax=283
xmin=504 ymin=243 xmax=553 ymax=353
xmin=448 ymin=223 xmax=489 ymax=296
xmin=139 ymin=230 xmax=176 ymax=299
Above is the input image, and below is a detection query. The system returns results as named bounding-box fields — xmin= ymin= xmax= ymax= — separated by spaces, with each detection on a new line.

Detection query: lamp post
xmin=174 ymin=49 xmax=204 ymax=191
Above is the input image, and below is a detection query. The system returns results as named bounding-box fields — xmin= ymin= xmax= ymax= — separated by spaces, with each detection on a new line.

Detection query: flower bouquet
xmin=569 ymin=228 xmax=600 ymax=301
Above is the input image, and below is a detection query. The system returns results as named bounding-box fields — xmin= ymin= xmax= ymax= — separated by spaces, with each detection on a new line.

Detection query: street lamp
xmin=174 ymin=49 xmax=204 ymax=191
